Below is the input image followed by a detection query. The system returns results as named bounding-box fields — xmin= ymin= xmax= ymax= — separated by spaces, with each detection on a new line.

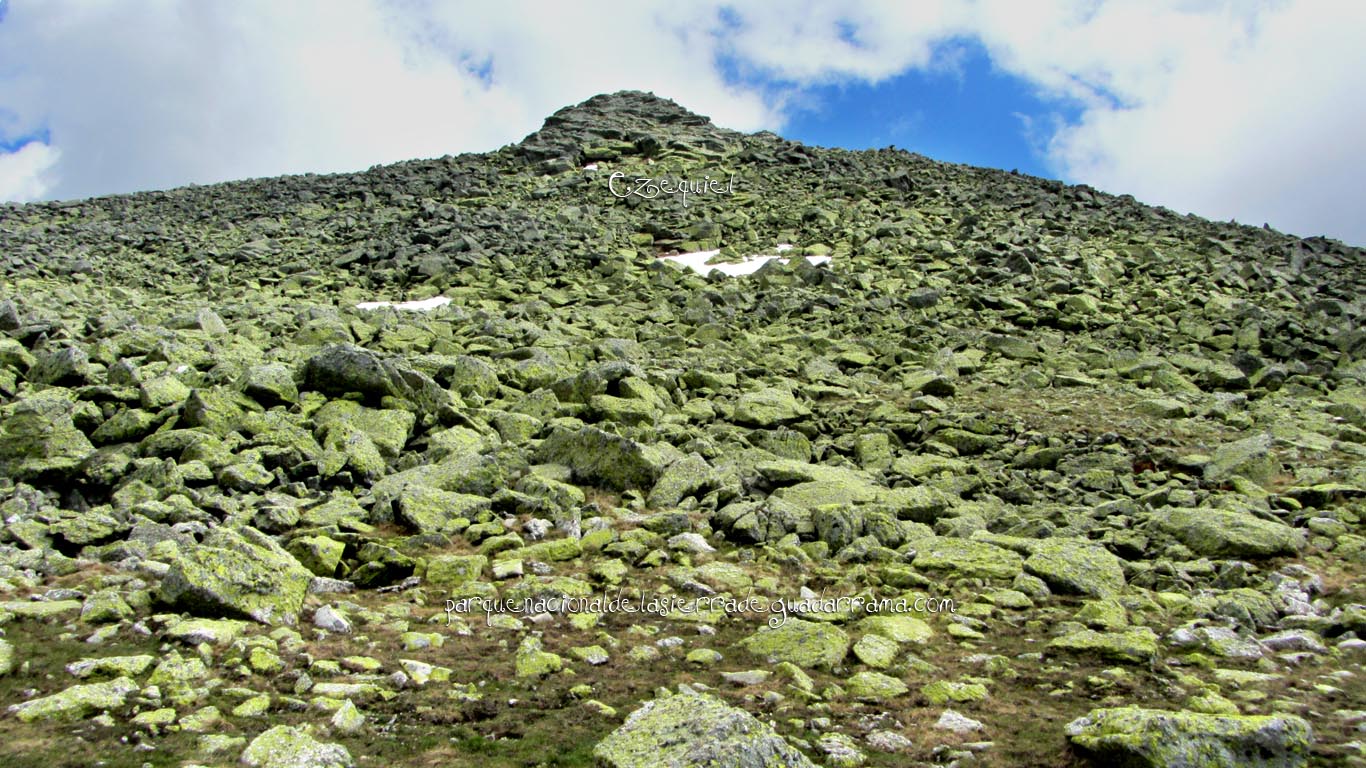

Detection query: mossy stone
xmin=740 ymin=619 xmax=849 ymax=670
xmin=1155 ymin=508 xmax=1304 ymax=559
xmin=394 ymin=486 xmax=490 ymax=535
xmin=0 ymin=389 xmax=95 ymax=480
xmin=515 ymin=636 xmax=563 ymax=678
xmin=7 ymin=677 xmax=138 ymax=722
xmin=239 ymin=724 xmax=354 ymax=768
xmin=921 ymin=680 xmax=989 ymax=705
xmin=534 ymin=425 xmax=667 ymax=492
xmin=852 ymin=633 xmax=900 ymax=668
xmin=914 ymin=537 xmax=1023 ymax=580
xmin=1048 ymin=628 xmax=1159 ymax=664
xmin=847 ymin=670 xmax=909 ymax=701
xmin=425 ymin=554 xmax=488 ymax=587
xmin=1065 ymin=707 xmax=1312 ymax=768
xmin=593 ymin=690 xmax=815 ymax=768
xmin=1024 ymin=538 xmax=1126 ymax=597
xmin=158 ymin=526 xmax=312 ymax=626
xmin=286 ymin=535 xmax=346 ymax=577
xmin=733 ymin=388 xmax=810 ymax=427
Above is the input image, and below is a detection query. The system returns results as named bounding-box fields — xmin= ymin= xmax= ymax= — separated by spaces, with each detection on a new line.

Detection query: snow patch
xmin=658 ymin=246 xmax=829 ymax=277
xmin=355 ymin=296 xmax=453 ymax=312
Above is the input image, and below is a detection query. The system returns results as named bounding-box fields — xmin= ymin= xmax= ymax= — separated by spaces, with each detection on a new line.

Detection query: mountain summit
xmin=517 ymin=90 xmax=739 ymax=172
xmin=0 ymin=93 xmax=1361 ymax=768
xmin=538 ymin=90 xmax=715 ymax=132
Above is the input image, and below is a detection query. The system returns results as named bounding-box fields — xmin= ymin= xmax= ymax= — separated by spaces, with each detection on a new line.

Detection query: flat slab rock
xmin=594 ymin=689 xmax=814 ymax=768
xmin=1066 ymin=707 xmax=1313 ymax=768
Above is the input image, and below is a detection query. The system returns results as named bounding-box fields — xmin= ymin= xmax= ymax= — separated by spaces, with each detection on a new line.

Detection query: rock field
xmin=0 ymin=91 xmax=1363 ymax=767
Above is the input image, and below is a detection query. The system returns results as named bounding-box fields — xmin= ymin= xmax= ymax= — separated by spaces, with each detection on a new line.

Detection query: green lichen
xmin=7 ymin=676 xmax=138 ymax=723
xmin=158 ymin=526 xmax=312 ymax=626
xmin=913 ymin=537 xmax=1023 ymax=580
xmin=846 ymin=670 xmax=909 ymax=701
xmin=239 ymin=724 xmax=354 ymax=768
xmin=739 ymin=618 xmax=849 ymax=670
xmin=921 ymin=680 xmax=990 ymax=705
xmin=1048 ymin=627 xmax=1159 ymax=664
xmin=1155 ymin=508 xmax=1304 ymax=559
xmin=1025 ymin=538 xmax=1126 ymax=597
xmin=593 ymin=689 xmax=815 ymax=768
xmin=1066 ymin=707 xmax=1312 ymax=768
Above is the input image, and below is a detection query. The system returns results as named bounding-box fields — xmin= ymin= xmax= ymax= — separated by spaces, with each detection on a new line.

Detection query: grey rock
xmin=300 ymin=344 xmax=456 ymax=421
xmin=313 ymin=605 xmax=353 ymax=634
xmin=935 ymin=709 xmax=986 ymax=734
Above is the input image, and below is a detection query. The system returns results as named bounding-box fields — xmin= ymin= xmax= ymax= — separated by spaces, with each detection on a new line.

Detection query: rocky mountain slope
xmin=0 ymin=90 xmax=1363 ymax=767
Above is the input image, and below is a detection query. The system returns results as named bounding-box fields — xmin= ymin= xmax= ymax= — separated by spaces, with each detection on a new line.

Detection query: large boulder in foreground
xmin=159 ymin=526 xmax=312 ymax=626
xmin=594 ymin=689 xmax=814 ymax=768
xmin=1066 ymin=707 xmax=1312 ymax=768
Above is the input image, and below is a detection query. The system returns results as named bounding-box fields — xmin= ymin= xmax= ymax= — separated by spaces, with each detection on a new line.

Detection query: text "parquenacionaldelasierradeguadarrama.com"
xmin=444 ymin=591 xmax=955 ymax=628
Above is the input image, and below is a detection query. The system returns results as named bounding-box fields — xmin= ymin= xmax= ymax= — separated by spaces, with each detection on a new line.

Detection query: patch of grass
xmin=582 ymin=487 xmax=620 ymax=512
xmin=955 ymin=382 xmax=1237 ymax=452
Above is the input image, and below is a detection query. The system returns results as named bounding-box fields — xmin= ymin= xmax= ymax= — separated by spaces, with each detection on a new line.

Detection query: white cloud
xmin=0 ymin=0 xmax=779 ymax=204
xmin=714 ymin=0 xmax=1366 ymax=244
xmin=1019 ymin=0 xmax=1366 ymax=242
xmin=0 ymin=1 xmax=538 ymax=199
xmin=0 ymin=0 xmax=1362 ymax=244
xmin=0 ymin=140 xmax=58 ymax=201
xmin=711 ymin=1 xmax=966 ymax=84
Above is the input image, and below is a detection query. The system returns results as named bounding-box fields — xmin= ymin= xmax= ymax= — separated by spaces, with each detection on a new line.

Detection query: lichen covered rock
xmin=1048 ymin=627 xmax=1160 ymax=664
xmin=594 ymin=689 xmax=815 ymax=768
xmin=300 ymin=343 xmax=456 ymax=421
xmin=740 ymin=618 xmax=849 ymax=670
xmin=1066 ymin=707 xmax=1312 ymax=768
xmin=239 ymin=724 xmax=354 ymax=768
xmin=0 ymin=389 xmax=95 ymax=480
xmin=158 ymin=526 xmax=312 ymax=625
xmin=534 ymin=425 xmax=666 ymax=491
xmin=7 ymin=676 xmax=138 ymax=722
xmin=1155 ymin=508 xmax=1304 ymax=559
xmin=1025 ymin=538 xmax=1126 ymax=597
xmin=847 ymin=670 xmax=909 ymax=701
xmin=1203 ymin=434 xmax=1279 ymax=485
xmin=914 ymin=537 xmax=1023 ymax=580
xmin=733 ymin=387 xmax=810 ymax=427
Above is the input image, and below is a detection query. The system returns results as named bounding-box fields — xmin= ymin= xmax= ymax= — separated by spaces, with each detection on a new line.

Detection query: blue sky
xmin=1 ymin=1 xmax=1363 ymax=245
xmin=780 ymin=40 xmax=1081 ymax=178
